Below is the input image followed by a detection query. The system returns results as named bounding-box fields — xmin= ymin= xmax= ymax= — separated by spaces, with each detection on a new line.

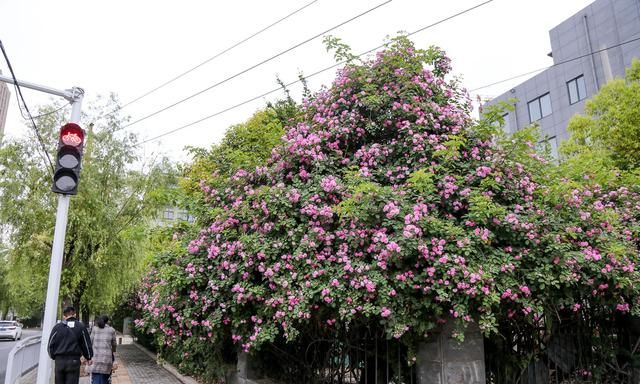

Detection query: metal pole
xmin=35 ymin=92 xmax=83 ymax=384
xmin=0 ymin=74 xmax=74 ymax=101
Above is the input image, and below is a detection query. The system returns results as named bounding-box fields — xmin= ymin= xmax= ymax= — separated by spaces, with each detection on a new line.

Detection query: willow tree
xmin=0 ymin=95 xmax=175 ymax=317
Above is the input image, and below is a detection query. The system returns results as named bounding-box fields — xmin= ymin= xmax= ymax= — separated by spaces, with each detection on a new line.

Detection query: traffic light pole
xmin=0 ymin=74 xmax=84 ymax=384
xmin=35 ymin=95 xmax=83 ymax=384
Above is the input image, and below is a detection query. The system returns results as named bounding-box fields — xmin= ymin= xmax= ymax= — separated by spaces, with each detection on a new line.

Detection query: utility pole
xmin=0 ymin=73 xmax=84 ymax=384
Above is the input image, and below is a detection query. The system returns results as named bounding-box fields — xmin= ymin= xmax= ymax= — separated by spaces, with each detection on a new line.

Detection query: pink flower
xmin=616 ymin=303 xmax=630 ymax=312
xmin=475 ymin=166 xmax=492 ymax=178
xmin=403 ymin=224 xmax=422 ymax=238
xmin=320 ymin=176 xmax=339 ymax=193
xmin=386 ymin=242 xmax=402 ymax=253
xmin=583 ymin=247 xmax=602 ymax=261
xmin=474 ymin=227 xmax=490 ymax=241
xmin=381 ymin=307 xmax=392 ymax=318
xmin=287 ymin=189 xmax=301 ymax=203
xmin=383 ymin=202 xmax=400 ymax=218
xmin=364 ymin=280 xmax=376 ymax=293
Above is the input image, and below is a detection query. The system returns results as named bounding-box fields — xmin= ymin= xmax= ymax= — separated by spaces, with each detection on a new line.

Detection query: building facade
xmin=485 ymin=0 xmax=640 ymax=156
xmin=154 ymin=206 xmax=194 ymax=227
xmin=0 ymin=71 xmax=10 ymax=139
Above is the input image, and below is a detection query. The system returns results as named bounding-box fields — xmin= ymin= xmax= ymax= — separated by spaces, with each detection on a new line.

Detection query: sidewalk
xmin=20 ymin=335 xmax=187 ymax=384
xmin=100 ymin=343 xmax=182 ymax=384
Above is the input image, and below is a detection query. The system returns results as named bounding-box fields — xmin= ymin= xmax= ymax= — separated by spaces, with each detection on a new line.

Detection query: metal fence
xmin=4 ymin=336 xmax=42 ymax=384
xmin=486 ymin=311 xmax=640 ymax=384
xmin=254 ymin=325 xmax=416 ymax=384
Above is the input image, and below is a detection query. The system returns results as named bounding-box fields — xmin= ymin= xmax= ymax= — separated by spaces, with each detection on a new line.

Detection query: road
xmin=0 ymin=329 xmax=41 ymax=383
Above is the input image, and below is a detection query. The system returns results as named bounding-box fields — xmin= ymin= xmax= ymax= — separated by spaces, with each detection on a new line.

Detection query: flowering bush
xmin=136 ymin=37 xmax=640 ymax=372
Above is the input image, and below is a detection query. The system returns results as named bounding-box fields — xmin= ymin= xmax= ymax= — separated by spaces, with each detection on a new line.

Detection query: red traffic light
xmin=60 ymin=123 xmax=84 ymax=147
xmin=52 ymin=123 xmax=85 ymax=195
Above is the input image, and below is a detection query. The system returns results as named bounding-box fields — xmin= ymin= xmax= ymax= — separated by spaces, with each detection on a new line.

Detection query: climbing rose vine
xmin=136 ymin=37 xmax=640 ymax=357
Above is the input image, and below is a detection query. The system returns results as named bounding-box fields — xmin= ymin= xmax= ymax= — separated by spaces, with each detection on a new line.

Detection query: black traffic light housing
xmin=52 ymin=123 xmax=85 ymax=195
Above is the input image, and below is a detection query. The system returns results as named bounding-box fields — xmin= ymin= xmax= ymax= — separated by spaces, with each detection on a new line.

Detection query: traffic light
xmin=52 ymin=123 xmax=85 ymax=195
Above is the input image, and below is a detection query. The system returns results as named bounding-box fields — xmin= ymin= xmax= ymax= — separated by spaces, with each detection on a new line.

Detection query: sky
xmin=0 ymin=0 xmax=595 ymax=163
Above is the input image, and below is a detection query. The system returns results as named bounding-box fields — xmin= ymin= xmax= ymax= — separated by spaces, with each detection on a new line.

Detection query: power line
xmin=136 ymin=0 xmax=495 ymax=146
xmin=121 ymin=0 xmax=392 ymax=130
xmin=470 ymin=35 xmax=640 ymax=92
xmin=108 ymin=0 xmax=320 ymax=116
xmin=0 ymin=40 xmax=55 ymax=174
xmin=32 ymin=103 xmax=69 ymax=119
xmin=470 ymin=67 xmax=547 ymax=92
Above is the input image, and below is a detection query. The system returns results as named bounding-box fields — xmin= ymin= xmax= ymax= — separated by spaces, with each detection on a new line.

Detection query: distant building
xmin=484 ymin=0 xmax=640 ymax=157
xmin=154 ymin=207 xmax=194 ymax=227
xmin=0 ymin=70 xmax=10 ymax=139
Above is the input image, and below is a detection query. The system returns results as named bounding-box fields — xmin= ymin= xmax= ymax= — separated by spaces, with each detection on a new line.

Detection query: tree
xmin=180 ymin=98 xmax=298 ymax=221
xmin=0 ymin=246 xmax=10 ymax=318
xmin=123 ymin=103 xmax=298 ymax=378
xmin=0 ymin=95 xmax=175 ymax=317
xmin=561 ymin=59 xmax=640 ymax=172
xmin=182 ymin=110 xmax=284 ymax=194
xmin=135 ymin=36 xmax=640 ymax=383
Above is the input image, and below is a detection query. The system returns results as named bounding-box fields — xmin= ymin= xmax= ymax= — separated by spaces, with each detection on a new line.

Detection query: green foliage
xmin=335 ymin=179 xmax=388 ymax=221
xmin=407 ymin=168 xmax=436 ymax=195
xmin=477 ymin=99 xmax=516 ymax=141
xmin=0 ymin=248 xmax=11 ymax=317
xmin=133 ymin=101 xmax=300 ymax=381
xmin=181 ymin=106 xmax=292 ymax=223
xmin=561 ymin=58 xmax=640 ymax=170
xmin=135 ymin=37 xmax=640 ymax=383
xmin=0 ymin=95 xmax=176 ymax=315
xmin=322 ymin=36 xmax=358 ymax=63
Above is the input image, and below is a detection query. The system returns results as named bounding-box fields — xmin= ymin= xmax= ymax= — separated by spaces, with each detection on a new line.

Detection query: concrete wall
xmin=416 ymin=323 xmax=485 ymax=384
xmin=485 ymin=0 xmax=640 ymax=148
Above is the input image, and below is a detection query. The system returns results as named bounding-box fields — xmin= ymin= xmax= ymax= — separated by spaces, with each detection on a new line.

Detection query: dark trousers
xmin=91 ymin=373 xmax=110 ymax=384
xmin=54 ymin=358 xmax=81 ymax=384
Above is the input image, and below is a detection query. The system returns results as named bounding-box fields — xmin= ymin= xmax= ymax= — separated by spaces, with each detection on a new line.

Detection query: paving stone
xmin=16 ymin=342 xmax=183 ymax=384
xmin=115 ymin=345 xmax=181 ymax=384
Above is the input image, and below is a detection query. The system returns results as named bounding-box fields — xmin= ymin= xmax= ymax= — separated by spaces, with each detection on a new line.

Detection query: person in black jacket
xmin=48 ymin=306 xmax=93 ymax=384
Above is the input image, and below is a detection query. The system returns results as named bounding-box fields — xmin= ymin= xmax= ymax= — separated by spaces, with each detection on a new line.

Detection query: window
xmin=177 ymin=211 xmax=188 ymax=220
xmin=163 ymin=209 xmax=174 ymax=220
xmin=502 ymin=113 xmax=512 ymax=133
xmin=537 ymin=136 xmax=559 ymax=159
xmin=548 ymin=137 xmax=558 ymax=159
xmin=490 ymin=113 xmax=512 ymax=133
xmin=567 ymin=75 xmax=587 ymax=104
xmin=528 ymin=93 xmax=552 ymax=123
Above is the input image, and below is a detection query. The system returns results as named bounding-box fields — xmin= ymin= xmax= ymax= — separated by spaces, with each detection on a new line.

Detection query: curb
xmin=130 ymin=342 xmax=200 ymax=384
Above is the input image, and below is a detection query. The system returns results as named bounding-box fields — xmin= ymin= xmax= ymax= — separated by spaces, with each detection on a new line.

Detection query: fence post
xmin=416 ymin=322 xmax=485 ymax=384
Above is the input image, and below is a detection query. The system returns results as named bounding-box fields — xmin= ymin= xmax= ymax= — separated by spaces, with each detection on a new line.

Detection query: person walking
xmin=88 ymin=315 xmax=117 ymax=384
xmin=48 ymin=306 xmax=93 ymax=384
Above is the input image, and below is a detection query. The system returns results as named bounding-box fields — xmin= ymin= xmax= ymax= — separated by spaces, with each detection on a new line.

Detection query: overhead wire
xmin=135 ymin=0 xmax=495 ymax=146
xmin=0 ymin=40 xmax=55 ymax=174
xmin=469 ymin=35 xmax=640 ymax=92
xmin=121 ymin=0 xmax=393 ymax=130
xmin=106 ymin=0 xmax=320 ymax=117
xmin=32 ymin=103 xmax=70 ymax=119
xmin=139 ymin=18 xmax=640 ymax=147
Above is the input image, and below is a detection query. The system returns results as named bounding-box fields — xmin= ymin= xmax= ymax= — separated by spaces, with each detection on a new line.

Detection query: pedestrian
xmin=47 ymin=306 xmax=93 ymax=384
xmin=88 ymin=315 xmax=117 ymax=384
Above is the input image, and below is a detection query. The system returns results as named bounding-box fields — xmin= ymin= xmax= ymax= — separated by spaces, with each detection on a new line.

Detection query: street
xmin=0 ymin=329 xmax=41 ymax=383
